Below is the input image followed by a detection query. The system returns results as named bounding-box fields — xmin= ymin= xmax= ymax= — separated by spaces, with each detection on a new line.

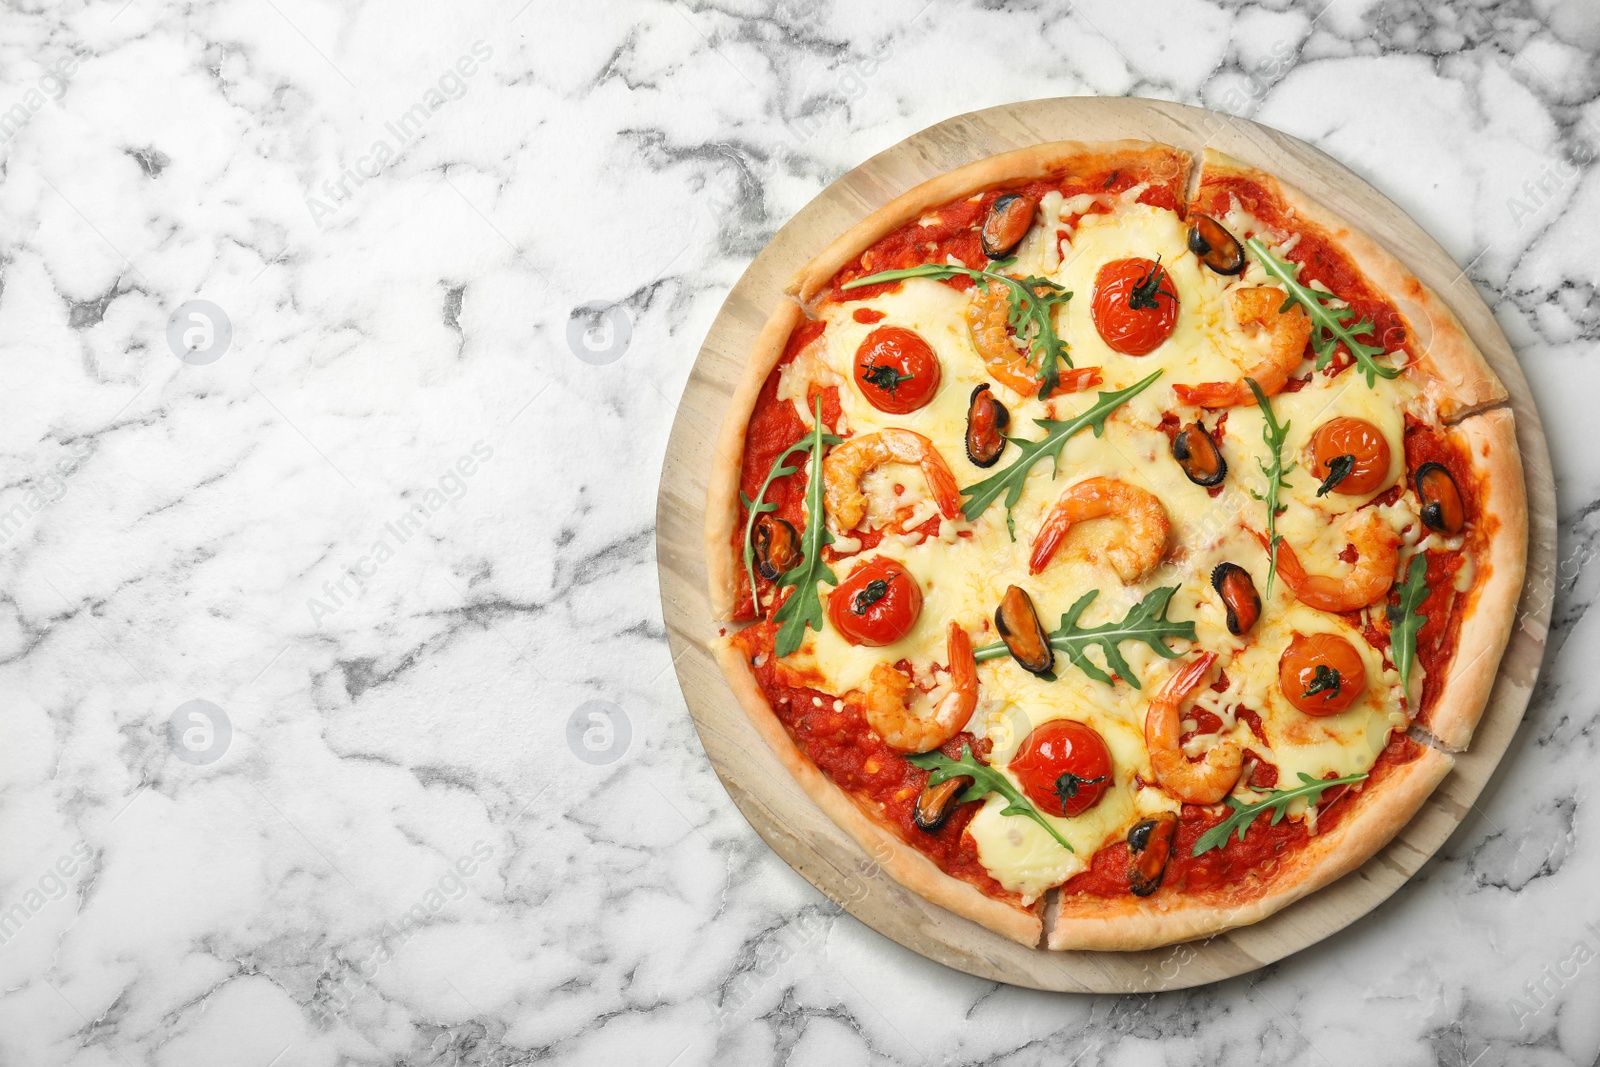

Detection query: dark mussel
xmin=980 ymin=193 xmax=1039 ymax=260
xmin=753 ymin=514 xmax=801 ymax=581
xmin=1127 ymin=811 xmax=1179 ymax=897
xmin=966 ymin=384 xmax=1010 ymax=468
xmin=913 ymin=775 xmax=973 ymax=833
xmin=1211 ymin=562 xmax=1262 ymax=636
xmin=1171 ymin=420 xmax=1227 ymax=487
xmin=995 ymin=584 xmax=1054 ymax=676
xmin=1415 ymin=462 xmax=1466 ymax=535
xmin=1187 ymin=214 xmax=1245 ymax=275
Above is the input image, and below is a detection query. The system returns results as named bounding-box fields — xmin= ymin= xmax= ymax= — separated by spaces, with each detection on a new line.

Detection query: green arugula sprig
xmin=740 ymin=424 xmax=842 ymax=607
xmin=841 ymin=261 xmax=1073 ymax=398
xmin=960 ymin=371 xmax=1163 ymax=537
xmin=1191 ymin=771 xmax=1368 ymax=857
xmin=1386 ymin=553 xmax=1431 ymax=701
xmin=1246 ymin=377 xmax=1293 ymax=599
xmin=1244 ymin=237 xmax=1401 ymax=386
xmin=770 ymin=397 xmax=840 ymax=658
xmin=974 ymin=586 xmax=1195 ymax=690
xmin=908 ymin=743 xmax=1075 ymax=853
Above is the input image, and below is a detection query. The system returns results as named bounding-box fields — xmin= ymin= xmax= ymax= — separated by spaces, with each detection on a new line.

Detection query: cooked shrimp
xmin=1174 ymin=286 xmax=1312 ymax=408
xmin=1144 ymin=652 xmax=1242 ymax=804
xmin=824 ymin=429 xmax=961 ymax=532
xmin=1029 ymin=477 xmax=1170 ymax=581
xmin=858 ymin=622 xmax=978 ymax=753
xmin=1272 ymin=509 xmax=1401 ymax=612
xmin=965 ymin=285 xmax=1102 ymax=397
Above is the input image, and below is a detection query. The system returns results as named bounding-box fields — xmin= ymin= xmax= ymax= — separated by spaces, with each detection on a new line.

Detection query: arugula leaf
xmin=1191 ymin=771 xmax=1368 ymax=857
xmin=1243 ymin=237 xmax=1401 ymax=386
xmin=1246 ymin=377 xmax=1294 ymax=600
xmin=1386 ymin=553 xmax=1430 ymax=700
xmin=959 ymin=371 xmax=1163 ymax=538
xmin=770 ymin=396 xmax=839 ymax=658
xmin=840 ymin=262 xmax=1073 ymax=398
xmin=908 ymin=742 xmax=1074 ymax=853
xmin=975 ymin=586 xmax=1194 ymax=690
xmin=740 ymin=427 xmax=842 ymax=612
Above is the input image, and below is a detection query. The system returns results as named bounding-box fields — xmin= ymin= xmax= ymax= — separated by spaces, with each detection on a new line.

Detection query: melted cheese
xmin=784 ymin=193 xmax=1435 ymax=896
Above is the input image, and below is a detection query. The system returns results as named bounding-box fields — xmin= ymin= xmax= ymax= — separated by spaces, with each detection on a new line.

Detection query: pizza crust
xmin=1047 ymin=744 xmax=1453 ymax=951
xmin=787 ymin=140 xmax=1191 ymax=304
xmin=706 ymin=300 xmax=806 ymax=621
xmin=1195 ymin=149 xmax=1507 ymax=421
xmin=712 ymin=639 xmax=1043 ymax=947
xmin=1422 ymin=407 xmax=1527 ymax=750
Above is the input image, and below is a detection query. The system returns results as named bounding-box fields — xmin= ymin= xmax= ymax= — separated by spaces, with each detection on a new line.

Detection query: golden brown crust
xmin=1425 ymin=407 xmax=1527 ymax=749
xmin=787 ymin=141 xmax=1191 ymax=304
xmin=1047 ymin=745 xmax=1454 ymax=951
xmin=706 ymin=300 xmax=806 ymax=621
xmin=1197 ymin=149 xmax=1507 ymax=420
xmin=711 ymin=639 xmax=1043 ymax=946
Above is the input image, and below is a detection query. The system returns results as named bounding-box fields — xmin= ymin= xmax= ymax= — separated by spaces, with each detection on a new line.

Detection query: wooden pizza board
xmin=655 ymin=97 xmax=1556 ymax=992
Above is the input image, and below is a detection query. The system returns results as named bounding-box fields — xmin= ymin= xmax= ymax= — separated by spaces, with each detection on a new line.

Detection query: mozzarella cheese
xmin=785 ymin=194 xmax=1432 ymax=898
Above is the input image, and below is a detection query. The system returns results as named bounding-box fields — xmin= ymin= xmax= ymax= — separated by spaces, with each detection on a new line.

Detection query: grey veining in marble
xmin=0 ymin=0 xmax=1597 ymax=1064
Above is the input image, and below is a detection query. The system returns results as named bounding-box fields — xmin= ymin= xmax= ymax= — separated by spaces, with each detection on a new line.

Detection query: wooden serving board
xmin=655 ymin=97 xmax=1555 ymax=992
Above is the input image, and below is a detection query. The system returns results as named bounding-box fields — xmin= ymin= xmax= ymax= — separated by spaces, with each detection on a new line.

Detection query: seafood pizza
xmin=704 ymin=142 xmax=1526 ymax=950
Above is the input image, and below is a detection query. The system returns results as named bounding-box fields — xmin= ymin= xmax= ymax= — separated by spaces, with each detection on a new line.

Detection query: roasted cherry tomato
xmin=1309 ymin=417 xmax=1392 ymax=497
xmin=826 ymin=557 xmax=923 ymax=647
xmin=1010 ymin=719 xmax=1113 ymax=817
xmin=1279 ymin=632 xmax=1366 ymax=716
xmin=1090 ymin=257 xmax=1180 ymax=356
xmin=853 ymin=326 xmax=941 ymax=414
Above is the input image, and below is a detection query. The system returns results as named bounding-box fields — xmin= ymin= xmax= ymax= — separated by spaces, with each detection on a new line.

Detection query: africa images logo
xmin=304 ymin=41 xmax=494 ymax=228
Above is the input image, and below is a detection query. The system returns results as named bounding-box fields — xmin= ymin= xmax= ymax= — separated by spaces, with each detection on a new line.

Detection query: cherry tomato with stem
xmin=853 ymin=327 xmax=941 ymax=414
xmin=826 ymin=557 xmax=923 ymax=647
xmin=1279 ymin=632 xmax=1366 ymax=716
xmin=1010 ymin=719 xmax=1114 ymax=817
xmin=1091 ymin=257 xmax=1180 ymax=356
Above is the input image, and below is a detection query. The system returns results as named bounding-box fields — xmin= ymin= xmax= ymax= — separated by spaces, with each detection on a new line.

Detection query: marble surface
xmin=0 ymin=0 xmax=1597 ymax=1063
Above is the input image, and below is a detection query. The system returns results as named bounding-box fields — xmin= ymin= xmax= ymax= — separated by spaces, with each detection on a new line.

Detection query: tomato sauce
xmin=731 ymin=622 xmax=1016 ymax=902
xmin=732 ymin=324 xmax=838 ymax=619
xmin=1400 ymin=422 xmax=1483 ymax=716
xmin=1194 ymin=176 xmax=1414 ymax=372
xmin=1062 ymin=733 xmax=1425 ymax=897
xmin=824 ymin=170 xmax=1183 ymax=305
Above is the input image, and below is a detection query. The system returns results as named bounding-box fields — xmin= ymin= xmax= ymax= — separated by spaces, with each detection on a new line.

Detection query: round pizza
xmin=704 ymin=141 xmax=1527 ymax=951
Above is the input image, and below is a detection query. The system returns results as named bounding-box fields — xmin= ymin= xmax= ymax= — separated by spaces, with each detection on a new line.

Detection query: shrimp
xmin=858 ymin=622 xmax=978 ymax=753
xmin=823 ymin=429 xmax=961 ymax=532
xmin=965 ymin=285 xmax=1103 ymax=398
xmin=1144 ymin=652 xmax=1242 ymax=804
xmin=1173 ymin=286 xmax=1312 ymax=408
xmin=1029 ymin=477 xmax=1170 ymax=581
xmin=1271 ymin=509 xmax=1401 ymax=612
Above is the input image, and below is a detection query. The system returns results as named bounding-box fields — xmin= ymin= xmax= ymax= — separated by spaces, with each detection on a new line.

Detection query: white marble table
xmin=0 ymin=1 xmax=1596 ymax=1064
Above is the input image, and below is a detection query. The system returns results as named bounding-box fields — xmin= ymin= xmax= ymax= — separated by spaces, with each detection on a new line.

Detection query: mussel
xmin=1127 ymin=811 xmax=1179 ymax=897
xmin=965 ymin=384 xmax=1010 ymax=468
xmin=980 ymin=193 xmax=1039 ymax=260
xmin=995 ymin=584 xmax=1054 ymax=676
xmin=913 ymin=775 xmax=973 ymax=833
xmin=1211 ymin=563 xmax=1261 ymax=636
xmin=1187 ymin=214 xmax=1245 ymax=275
xmin=1415 ymin=462 xmax=1465 ymax=535
xmin=1171 ymin=420 xmax=1227 ymax=487
xmin=753 ymin=514 xmax=801 ymax=581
